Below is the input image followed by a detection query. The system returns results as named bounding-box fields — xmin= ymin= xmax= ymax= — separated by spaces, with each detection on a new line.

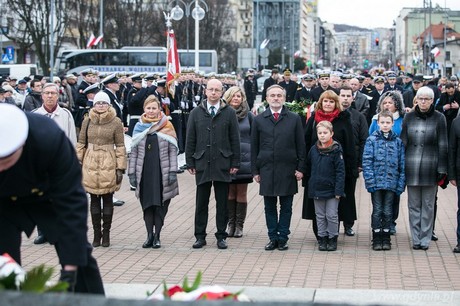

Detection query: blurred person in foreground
xmin=0 ymin=103 xmax=104 ymax=294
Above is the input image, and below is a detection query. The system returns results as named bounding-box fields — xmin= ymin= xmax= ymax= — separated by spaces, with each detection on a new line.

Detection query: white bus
xmin=0 ymin=64 xmax=39 ymax=78
xmin=55 ymin=48 xmax=218 ymax=75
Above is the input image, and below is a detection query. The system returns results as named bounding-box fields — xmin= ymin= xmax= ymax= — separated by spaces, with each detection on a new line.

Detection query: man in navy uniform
xmin=0 ymin=103 xmax=105 ymax=294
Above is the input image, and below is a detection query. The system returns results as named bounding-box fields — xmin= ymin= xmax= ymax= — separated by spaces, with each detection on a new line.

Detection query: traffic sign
xmin=2 ymin=54 xmax=10 ymax=63
xmin=259 ymin=48 xmax=269 ymax=58
xmin=5 ymin=46 xmax=14 ymax=61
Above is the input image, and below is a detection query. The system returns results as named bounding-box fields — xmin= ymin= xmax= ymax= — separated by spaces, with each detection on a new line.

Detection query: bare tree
xmin=65 ymin=0 xmax=100 ymax=48
xmin=4 ymin=0 xmax=69 ymax=74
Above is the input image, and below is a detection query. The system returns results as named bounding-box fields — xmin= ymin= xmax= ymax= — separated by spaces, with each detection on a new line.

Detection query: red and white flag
xmin=167 ymin=30 xmax=181 ymax=88
xmin=94 ymin=35 xmax=103 ymax=46
xmin=430 ymin=47 xmax=441 ymax=57
xmin=86 ymin=33 xmax=96 ymax=49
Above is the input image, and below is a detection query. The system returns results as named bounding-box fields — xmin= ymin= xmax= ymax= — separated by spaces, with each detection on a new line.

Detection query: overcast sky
xmin=317 ymin=0 xmax=460 ymax=28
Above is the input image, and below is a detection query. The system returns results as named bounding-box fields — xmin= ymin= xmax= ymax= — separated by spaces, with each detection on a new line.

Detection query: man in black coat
xmin=251 ymin=84 xmax=306 ymax=251
xmin=243 ymin=71 xmax=257 ymax=110
xmin=0 ymin=104 xmax=104 ymax=294
xmin=279 ymin=69 xmax=299 ymax=102
xmin=186 ymin=79 xmax=240 ymax=250
xmin=403 ymin=74 xmax=424 ymax=111
xmin=102 ymin=73 xmax=128 ymax=129
xmin=261 ymin=69 xmax=279 ymax=102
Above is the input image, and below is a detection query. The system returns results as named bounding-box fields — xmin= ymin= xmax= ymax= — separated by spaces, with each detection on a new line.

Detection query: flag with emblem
xmin=166 ymin=30 xmax=180 ymax=96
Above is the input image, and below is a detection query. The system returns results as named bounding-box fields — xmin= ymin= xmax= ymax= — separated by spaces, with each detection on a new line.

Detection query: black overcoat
xmin=251 ymin=106 xmax=306 ymax=196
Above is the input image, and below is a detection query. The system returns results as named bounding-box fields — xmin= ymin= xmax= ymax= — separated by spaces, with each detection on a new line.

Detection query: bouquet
xmin=147 ymin=271 xmax=249 ymax=301
xmin=0 ymin=253 xmax=68 ymax=292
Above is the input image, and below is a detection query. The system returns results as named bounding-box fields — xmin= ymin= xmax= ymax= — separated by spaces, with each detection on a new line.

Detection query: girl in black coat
xmin=302 ymin=90 xmax=358 ymax=238
xmin=307 ymin=120 xmax=345 ymax=251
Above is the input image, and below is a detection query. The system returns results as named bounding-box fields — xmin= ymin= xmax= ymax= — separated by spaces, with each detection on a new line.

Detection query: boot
xmin=91 ymin=214 xmax=102 ymax=247
xmin=90 ymin=196 xmax=102 ymax=247
xmin=102 ymin=213 xmax=113 ymax=247
xmin=318 ymin=236 xmax=328 ymax=251
xmin=327 ymin=236 xmax=338 ymax=251
xmin=234 ymin=202 xmax=247 ymax=238
xmin=142 ymin=232 xmax=154 ymax=248
xmin=372 ymin=231 xmax=383 ymax=251
xmin=33 ymin=228 xmax=48 ymax=245
xmin=381 ymin=231 xmax=392 ymax=251
xmin=226 ymin=199 xmax=237 ymax=237
xmin=152 ymin=233 xmax=161 ymax=249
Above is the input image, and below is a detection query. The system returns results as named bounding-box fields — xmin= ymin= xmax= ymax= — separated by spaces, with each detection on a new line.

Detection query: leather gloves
xmin=116 ymin=169 xmax=123 ymax=184
xmin=168 ymin=172 xmax=177 ymax=184
xmin=59 ymin=270 xmax=77 ymax=292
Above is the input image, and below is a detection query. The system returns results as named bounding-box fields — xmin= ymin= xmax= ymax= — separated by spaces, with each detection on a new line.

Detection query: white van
xmin=0 ymin=64 xmax=39 ymax=79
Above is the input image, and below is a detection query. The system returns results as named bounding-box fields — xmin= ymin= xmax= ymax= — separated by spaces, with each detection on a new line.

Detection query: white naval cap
xmin=0 ymin=104 xmax=29 ymax=158
xmin=93 ymin=91 xmax=111 ymax=104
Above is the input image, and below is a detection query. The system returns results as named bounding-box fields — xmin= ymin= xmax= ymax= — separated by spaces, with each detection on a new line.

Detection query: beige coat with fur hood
xmin=76 ymin=107 xmax=127 ymax=194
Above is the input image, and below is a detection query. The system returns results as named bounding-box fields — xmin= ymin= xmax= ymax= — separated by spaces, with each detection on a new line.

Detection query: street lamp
xmin=170 ymin=0 xmax=207 ymax=71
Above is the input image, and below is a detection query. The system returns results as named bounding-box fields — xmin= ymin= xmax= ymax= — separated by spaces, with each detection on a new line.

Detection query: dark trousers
xmin=456 ymin=185 xmax=460 ymax=244
xmin=194 ymin=181 xmax=229 ymax=240
xmin=391 ymin=194 xmax=400 ymax=229
xmin=263 ymin=195 xmax=294 ymax=242
xmin=371 ymin=190 xmax=395 ymax=230
xmin=0 ymin=214 xmax=104 ymax=295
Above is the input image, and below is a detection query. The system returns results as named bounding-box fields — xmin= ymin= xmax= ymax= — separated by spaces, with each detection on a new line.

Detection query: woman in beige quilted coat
xmin=128 ymin=95 xmax=179 ymax=248
xmin=76 ymin=91 xmax=127 ymax=248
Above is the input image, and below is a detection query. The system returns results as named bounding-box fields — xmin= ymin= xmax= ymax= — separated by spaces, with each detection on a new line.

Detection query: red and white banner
xmin=167 ymin=30 xmax=181 ymax=86
xmin=430 ymin=47 xmax=441 ymax=57
xmin=86 ymin=33 xmax=103 ymax=49
xmin=86 ymin=33 xmax=96 ymax=49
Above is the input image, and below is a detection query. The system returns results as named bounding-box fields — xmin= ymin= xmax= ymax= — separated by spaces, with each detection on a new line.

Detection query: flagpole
xmin=99 ymin=0 xmax=104 ymax=49
xmin=164 ymin=12 xmax=172 ymax=94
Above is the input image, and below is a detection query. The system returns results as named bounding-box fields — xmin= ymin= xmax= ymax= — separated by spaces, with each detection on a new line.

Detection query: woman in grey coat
xmin=401 ymin=86 xmax=448 ymax=250
xmin=128 ymin=95 xmax=179 ymax=248
xmin=223 ymin=86 xmax=253 ymax=238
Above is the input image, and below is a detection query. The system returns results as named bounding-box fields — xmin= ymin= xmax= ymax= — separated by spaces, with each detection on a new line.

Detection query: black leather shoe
xmin=264 ymin=240 xmax=278 ymax=251
xmin=34 ymin=235 xmax=48 ymax=245
xmin=152 ymin=234 xmax=161 ymax=249
xmin=412 ymin=244 xmax=421 ymax=250
xmin=176 ymin=168 xmax=184 ymax=174
xmin=420 ymin=245 xmax=429 ymax=251
xmin=431 ymin=232 xmax=438 ymax=241
xmin=192 ymin=239 xmax=207 ymax=249
xmin=345 ymin=227 xmax=355 ymax=236
xmin=217 ymin=239 xmax=228 ymax=249
xmin=278 ymin=241 xmax=289 ymax=251
xmin=453 ymin=245 xmax=460 ymax=253
xmin=113 ymin=200 xmax=125 ymax=206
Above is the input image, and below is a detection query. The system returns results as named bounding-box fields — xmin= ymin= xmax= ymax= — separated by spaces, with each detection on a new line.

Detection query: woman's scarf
xmin=414 ymin=104 xmax=435 ymax=119
xmin=234 ymin=101 xmax=249 ymax=120
xmin=131 ymin=112 xmax=178 ymax=149
xmin=314 ymin=108 xmax=340 ymax=123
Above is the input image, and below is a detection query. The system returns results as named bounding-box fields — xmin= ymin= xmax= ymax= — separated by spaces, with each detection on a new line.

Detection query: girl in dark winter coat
xmin=223 ymin=86 xmax=253 ymax=238
xmin=307 ymin=121 xmax=345 ymax=251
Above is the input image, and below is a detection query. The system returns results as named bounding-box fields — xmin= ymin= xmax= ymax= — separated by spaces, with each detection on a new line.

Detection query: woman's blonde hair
xmin=223 ymin=86 xmax=247 ymax=104
xmin=316 ymin=120 xmax=334 ymax=133
xmin=315 ymin=90 xmax=342 ymax=112
xmin=144 ymin=95 xmax=162 ymax=109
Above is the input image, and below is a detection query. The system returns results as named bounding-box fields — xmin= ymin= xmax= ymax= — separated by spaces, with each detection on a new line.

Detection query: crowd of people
xmin=1 ymin=67 xmax=460 ymax=262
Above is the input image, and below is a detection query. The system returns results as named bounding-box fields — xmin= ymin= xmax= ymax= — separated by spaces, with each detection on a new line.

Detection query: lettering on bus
xmin=86 ymin=66 xmax=167 ymax=73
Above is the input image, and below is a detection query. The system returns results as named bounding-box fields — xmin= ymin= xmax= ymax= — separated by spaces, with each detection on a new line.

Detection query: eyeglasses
xmin=206 ymin=88 xmax=222 ymax=93
xmin=94 ymin=101 xmax=109 ymax=106
xmin=417 ymin=97 xmax=432 ymax=102
xmin=42 ymin=91 xmax=58 ymax=96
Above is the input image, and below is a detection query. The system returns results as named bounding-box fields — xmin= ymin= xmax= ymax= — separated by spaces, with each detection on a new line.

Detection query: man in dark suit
xmin=349 ymin=78 xmax=370 ymax=118
xmin=102 ymin=73 xmax=127 ymax=129
xmin=186 ymin=79 xmax=240 ymax=250
xmin=311 ymin=71 xmax=336 ymax=102
xmin=368 ymin=76 xmax=386 ymax=125
xmin=251 ymin=84 xmax=306 ymax=251
xmin=243 ymin=71 xmax=257 ymax=110
xmin=0 ymin=103 xmax=105 ymax=294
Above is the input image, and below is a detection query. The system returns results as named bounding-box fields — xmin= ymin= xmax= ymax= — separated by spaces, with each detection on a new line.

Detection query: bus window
xmin=180 ymin=52 xmax=194 ymax=67
xmin=129 ymin=52 xmax=158 ymax=66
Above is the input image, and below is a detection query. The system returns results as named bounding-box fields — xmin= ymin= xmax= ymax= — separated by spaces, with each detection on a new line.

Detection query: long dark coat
xmin=251 ymin=106 xmax=306 ymax=196
xmin=302 ymin=110 xmax=358 ymax=221
xmin=401 ymin=106 xmax=448 ymax=186
xmin=185 ymin=99 xmax=241 ymax=185
xmin=448 ymin=117 xmax=460 ymax=181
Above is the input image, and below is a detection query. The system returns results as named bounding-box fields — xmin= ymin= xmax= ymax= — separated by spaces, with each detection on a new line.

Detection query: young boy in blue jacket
xmin=363 ymin=110 xmax=405 ymax=251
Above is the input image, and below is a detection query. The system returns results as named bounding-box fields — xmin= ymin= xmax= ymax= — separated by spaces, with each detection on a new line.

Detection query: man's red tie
xmin=273 ymin=113 xmax=279 ymax=121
